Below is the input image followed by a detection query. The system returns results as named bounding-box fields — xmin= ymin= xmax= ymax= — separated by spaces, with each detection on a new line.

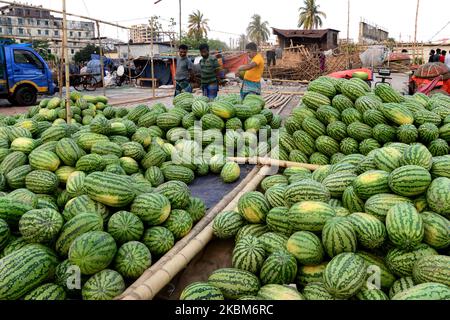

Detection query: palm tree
xmin=298 ymin=0 xmax=327 ymax=29
xmin=246 ymin=14 xmax=270 ymax=46
xmin=188 ymin=10 xmax=210 ymax=41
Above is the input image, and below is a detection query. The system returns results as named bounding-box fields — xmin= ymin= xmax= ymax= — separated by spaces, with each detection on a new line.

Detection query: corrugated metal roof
xmin=272 ymin=28 xmax=340 ymax=39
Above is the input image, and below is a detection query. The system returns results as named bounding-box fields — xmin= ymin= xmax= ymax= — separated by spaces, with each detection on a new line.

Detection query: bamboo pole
xmin=127 ymin=37 xmax=132 ymax=86
xmin=413 ymin=0 xmax=420 ymax=64
xmin=227 ymin=157 xmax=321 ymax=171
xmin=117 ymin=165 xmax=266 ymax=300
xmin=62 ymin=0 xmax=71 ymax=123
xmin=108 ymin=93 xmax=174 ymax=107
xmin=96 ymin=21 xmax=106 ymax=97
xmin=150 ymin=17 xmax=156 ymax=98
xmin=346 ymin=0 xmax=351 ymax=69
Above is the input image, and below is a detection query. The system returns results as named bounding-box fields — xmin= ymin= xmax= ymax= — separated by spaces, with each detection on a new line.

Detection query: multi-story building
xmin=130 ymin=24 xmax=165 ymax=44
xmin=0 ymin=3 xmax=95 ymax=60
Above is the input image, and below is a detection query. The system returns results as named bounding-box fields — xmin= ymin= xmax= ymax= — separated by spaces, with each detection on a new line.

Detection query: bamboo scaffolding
xmin=117 ymin=165 xmax=266 ymax=300
xmin=227 ymin=157 xmax=321 ymax=171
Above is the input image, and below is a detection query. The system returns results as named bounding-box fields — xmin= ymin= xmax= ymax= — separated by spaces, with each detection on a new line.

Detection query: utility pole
xmin=62 ymin=0 xmax=71 ymax=122
xmin=346 ymin=0 xmax=351 ymax=69
xmin=179 ymin=0 xmax=182 ymax=41
xmin=413 ymin=0 xmax=420 ymax=63
xmin=96 ymin=21 xmax=106 ymax=97
xmin=150 ymin=16 xmax=156 ymax=98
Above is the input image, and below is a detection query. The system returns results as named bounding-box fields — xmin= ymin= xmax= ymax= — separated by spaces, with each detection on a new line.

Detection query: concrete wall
xmin=116 ymin=44 xmax=172 ymax=60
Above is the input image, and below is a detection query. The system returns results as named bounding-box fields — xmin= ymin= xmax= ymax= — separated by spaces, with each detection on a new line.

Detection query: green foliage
xmin=73 ymin=44 xmax=100 ymax=64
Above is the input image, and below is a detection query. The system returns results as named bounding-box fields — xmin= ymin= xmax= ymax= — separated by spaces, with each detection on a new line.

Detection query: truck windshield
xmin=13 ymin=49 xmax=44 ymax=69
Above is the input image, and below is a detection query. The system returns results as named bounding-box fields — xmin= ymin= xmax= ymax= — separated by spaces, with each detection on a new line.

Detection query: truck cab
xmin=0 ymin=40 xmax=55 ymax=106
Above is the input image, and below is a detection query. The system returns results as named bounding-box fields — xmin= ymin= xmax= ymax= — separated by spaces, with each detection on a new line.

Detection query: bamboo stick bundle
xmin=118 ymin=165 xmax=271 ymax=300
xmin=227 ymin=157 xmax=321 ymax=171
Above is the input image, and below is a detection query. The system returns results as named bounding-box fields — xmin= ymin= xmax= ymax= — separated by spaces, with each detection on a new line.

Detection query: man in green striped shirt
xmin=199 ymin=43 xmax=221 ymax=100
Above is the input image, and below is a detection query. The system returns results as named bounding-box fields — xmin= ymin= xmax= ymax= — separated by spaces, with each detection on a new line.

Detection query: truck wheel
xmin=14 ymin=86 xmax=37 ymax=106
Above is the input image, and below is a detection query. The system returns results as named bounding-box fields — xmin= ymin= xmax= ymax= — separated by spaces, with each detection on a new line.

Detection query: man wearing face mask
xmin=237 ymin=42 xmax=265 ymax=100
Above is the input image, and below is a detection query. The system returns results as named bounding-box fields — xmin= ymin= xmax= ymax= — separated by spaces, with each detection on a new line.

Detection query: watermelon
xmin=260 ymin=250 xmax=297 ymax=285
xmin=355 ymin=287 xmax=388 ymax=300
xmin=180 ymin=282 xmax=224 ymax=300
xmin=0 ymin=218 xmax=9 ymax=250
xmin=426 ymin=177 xmax=450 ymax=216
xmin=302 ymin=91 xmax=331 ymax=110
xmin=302 ymin=282 xmax=335 ymax=300
xmin=352 ymin=170 xmax=390 ymax=200
xmin=23 ymin=283 xmax=66 ymax=300
xmin=385 ymin=244 xmax=438 ymax=277
xmin=142 ymin=226 xmax=174 ymax=256
xmin=322 ymin=217 xmax=357 ymax=258
xmin=207 ymin=268 xmax=260 ymax=299
xmin=238 ymin=191 xmax=270 ymax=224
xmin=389 ymin=277 xmax=415 ymax=298
xmin=0 ymin=196 xmax=34 ymax=225
xmin=289 ymin=201 xmax=336 ymax=232
xmin=375 ymin=84 xmax=405 ymax=103
xmin=131 ymin=193 xmax=171 ymax=225
xmin=68 ymin=231 xmax=117 ymax=275
xmin=322 ymin=172 xmax=357 ymax=198
xmin=364 ymin=193 xmax=411 ymax=221
xmin=356 ymin=251 xmax=396 ymax=289
xmin=155 ymin=180 xmax=191 ymax=209
xmin=163 ymin=209 xmax=193 ymax=239
xmin=389 ymin=165 xmax=432 ymax=197
xmin=220 ymin=162 xmax=240 ymax=183
xmin=19 ymin=208 xmax=63 ymax=244
xmin=0 ymin=245 xmax=58 ymax=300
xmin=386 ymin=203 xmax=424 ymax=250
xmin=107 ymin=211 xmax=144 ymax=244
xmin=287 ymin=231 xmax=324 ymax=265
xmin=392 ymin=283 xmax=450 ymax=300
xmin=397 ymin=124 xmax=418 ymax=143
xmin=258 ymin=284 xmax=304 ymax=300
xmin=82 ymin=269 xmax=125 ymax=300
xmin=258 ymin=232 xmax=289 ymax=255
xmin=323 ymin=252 xmax=367 ymax=299
xmin=83 ymin=172 xmax=136 ymax=207
xmin=373 ymin=147 xmax=402 ymax=172
xmin=412 ymin=255 xmax=450 ymax=286
xmin=285 ymin=179 xmax=331 ymax=206
xmin=213 ymin=211 xmax=245 ymax=239
xmin=348 ymin=212 xmax=386 ymax=249
xmin=232 ymin=235 xmax=266 ymax=274
xmin=114 ymin=241 xmax=152 ymax=279
xmin=296 ymin=262 xmax=328 ymax=287
xmin=421 ymin=211 xmax=450 ymax=249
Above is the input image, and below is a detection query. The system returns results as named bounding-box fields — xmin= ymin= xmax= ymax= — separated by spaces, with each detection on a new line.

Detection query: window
xmin=27 ymin=19 xmax=32 ymax=25
xmin=70 ymin=31 xmax=73 ymax=37
xmin=54 ymin=30 xmax=59 ymax=36
xmin=7 ymin=28 xmax=13 ymax=35
xmin=44 ymin=20 xmax=49 ymax=26
xmin=18 ymin=28 xmax=24 ymax=35
xmin=78 ymin=31 xmax=81 ymax=37
xmin=26 ymin=9 xmax=31 ymax=15
xmin=13 ymin=49 xmax=44 ymax=69
xmin=333 ymin=33 xmax=338 ymax=45
xmin=7 ymin=17 xmax=12 ymax=25
xmin=37 ymin=20 xmax=40 ymax=25
xmin=71 ymin=49 xmax=75 ymax=54
xmin=0 ymin=27 xmax=2 ymax=33
xmin=37 ymin=29 xmax=41 ymax=35
xmin=18 ymin=18 xmax=23 ymax=25
xmin=45 ymin=30 xmax=49 ymax=35
xmin=86 ymin=32 xmax=89 ymax=37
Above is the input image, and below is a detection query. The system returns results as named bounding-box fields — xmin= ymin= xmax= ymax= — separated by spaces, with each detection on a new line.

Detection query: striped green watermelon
xmin=266 ymin=207 xmax=291 ymax=235
xmin=76 ymin=154 xmax=105 ymax=173
xmin=323 ymin=252 xmax=367 ymax=299
xmin=107 ymin=211 xmax=144 ymax=244
xmin=322 ymin=172 xmax=357 ymax=198
xmin=213 ymin=210 xmax=245 ymax=239
xmin=296 ymin=262 xmax=328 ymax=287
xmin=207 ymin=268 xmax=260 ymax=299
xmin=0 ymin=151 xmax=28 ymax=174
xmin=302 ymin=91 xmax=331 ymax=110
xmin=372 ymin=124 xmax=397 ymax=144
xmin=238 ymin=191 xmax=270 ymax=224
xmin=332 ymin=94 xmax=354 ymax=112
xmin=0 ymin=245 xmax=59 ymax=300
xmin=113 ymin=241 xmax=151 ymax=279
xmin=232 ymin=235 xmax=266 ymax=274
xmin=25 ymin=170 xmax=59 ymax=194
xmin=0 ymin=197 xmax=34 ymax=225
xmin=285 ymin=179 xmax=331 ymax=206
xmin=186 ymin=197 xmax=206 ymax=223
xmin=258 ymin=284 xmax=304 ymax=300
xmin=397 ymin=124 xmax=418 ymax=143
xmin=180 ymin=282 xmax=224 ymax=300
xmin=386 ymin=203 xmax=424 ymax=250
xmin=18 ymin=208 xmax=63 ymax=244
xmin=0 ymin=218 xmax=9 ymax=250
xmin=302 ymin=282 xmax=335 ymax=300
xmin=258 ymin=232 xmax=289 ymax=255
xmin=348 ymin=212 xmax=386 ymax=249
xmin=375 ymin=84 xmax=405 ymax=103
xmin=289 ymin=201 xmax=336 ymax=232
xmin=341 ymin=108 xmax=362 ymax=125
xmin=155 ymin=180 xmax=191 ymax=209
xmin=389 ymin=165 xmax=431 ymax=197
xmin=163 ymin=209 xmax=193 ymax=239
xmin=364 ymin=193 xmax=411 ymax=221
xmin=412 ymin=255 xmax=450 ymax=286
xmin=352 ymin=170 xmax=390 ymax=200
xmin=322 ymin=217 xmax=357 ymax=258
xmin=392 ymin=283 xmax=450 ymax=300
xmin=260 ymin=250 xmax=297 ymax=285
xmin=385 ymin=244 xmax=438 ymax=277
xmin=81 ymin=269 xmax=125 ymax=300
xmin=421 ymin=211 xmax=450 ymax=249
xmin=355 ymin=287 xmax=388 ymax=300
xmin=83 ymin=172 xmax=136 ymax=208
xmin=302 ymin=117 xmax=326 ymax=139
xmin=373 ymin=147 xmax=402 ymax=172
xmin=142 ymin=226 xmax=174 ymax=256
xmin=287 ymin=231 xmax=324 ymax=265
xmin=23 ymin=283 xmax=67 ymax=300
xmin=220 ymin=162 xmax=240 ymax=183
xmin=68 ymin=231 xmax=117 ymax=275
xmin=389 ymin=277 xmax=415 ymax=298
xmin=292 ymin=130 xmax=316 ymax=155
xmin=356 ymin=251 xmax=396 ymax=289
xmin=428 ymin=138 xmax=449 ymax=156
xmin=402 ymin=144 xmax=433 ymax=170
xmin=235 ymin=224 xmax=268 ymax=243
xmin=131 ymin=193 xmax=171 ymax=225
xmin=426 ymin=177 xmax=450 ymax=216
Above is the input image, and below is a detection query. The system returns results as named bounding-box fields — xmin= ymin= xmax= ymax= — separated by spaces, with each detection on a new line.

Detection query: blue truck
xmin=0 ymin=39 xmax=55 ymax=106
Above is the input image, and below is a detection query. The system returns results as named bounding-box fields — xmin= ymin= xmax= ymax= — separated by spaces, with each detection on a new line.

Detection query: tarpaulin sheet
xmin=411 ymin=76 xmax=450 ymax=94
xmin=328 ymin=68 xmax=373 ymax=80
xmin=222 ymin=53 xmax=249 ymax=73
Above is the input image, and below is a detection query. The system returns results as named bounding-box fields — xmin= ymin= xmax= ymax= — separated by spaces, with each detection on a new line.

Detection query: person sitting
xmin=237 ymin=42 xmax=265 ymax=100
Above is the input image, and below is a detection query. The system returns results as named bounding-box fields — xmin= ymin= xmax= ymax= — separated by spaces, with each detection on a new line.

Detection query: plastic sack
xmin=360 ymin=45 xmax=389 ymax=68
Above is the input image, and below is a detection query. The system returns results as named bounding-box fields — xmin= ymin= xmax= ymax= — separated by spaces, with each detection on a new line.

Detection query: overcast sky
xmin=25 ymin=0 xmax=449 ymax=44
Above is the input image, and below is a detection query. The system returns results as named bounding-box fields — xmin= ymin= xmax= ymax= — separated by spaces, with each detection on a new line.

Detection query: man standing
xmin=199 ymin=43 xmax=222 ymax=100
xmin=237 ymin=42 xmax=265 ymax=100
xmin=444 ymin=50 xmax=450 ymax=69
xmin=275 ymin=45 xmax=283 ymax=60
xmin=428 ymin=49 xmax=436 ymax=63
xmin=432 ymin=49 xmax=442 ymax=62
xmin=266 ymin=47 xmax=276 ymax=67
xmin=439 ymin=50 xmax=446 ymax=63
xmin=174 ymin=44 xmax=193 ymax=97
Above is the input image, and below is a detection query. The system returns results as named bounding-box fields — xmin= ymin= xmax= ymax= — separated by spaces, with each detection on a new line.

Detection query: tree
xmin=298 ymin=0 xmax=327 ymax=29
xmin=73 ymin=44 xmax=100 ymax=64
xmin=31 ymin=40 xmax=55 ymax=62
xmin=180 ymin=35 xmax=228 ymax=51
xmin=188 ymin=10 xmax=210 ymax=41
xmin=246 ymin=14 xmax=270 ymax=46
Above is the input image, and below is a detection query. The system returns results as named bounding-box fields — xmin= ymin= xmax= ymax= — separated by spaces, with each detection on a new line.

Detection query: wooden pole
xmin=413 ymin=0 xmax=420 ymax=64
xmin=128 ymin=31 xmax=132 ymax=86
xmin=346 ymin=0 xmax=351 ymax=69
xmin=62 ymin=0 xmax=71 ymax=123
xmin=96 ymin=21 xmax=106 ymax=97
xmin=227 ymin=157 xmax=321 ymax=171
xmin=150 ymin=17 xmax=156 ymax=98
xmin=179 ymin=0 xmax=182 ymax=41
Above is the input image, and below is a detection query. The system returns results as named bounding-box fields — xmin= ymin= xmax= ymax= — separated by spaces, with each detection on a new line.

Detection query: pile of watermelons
xmin=180 ymin=77 xmax=450 ymax=301
xmin=0 ymin=91 xmax=281 ymax=300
